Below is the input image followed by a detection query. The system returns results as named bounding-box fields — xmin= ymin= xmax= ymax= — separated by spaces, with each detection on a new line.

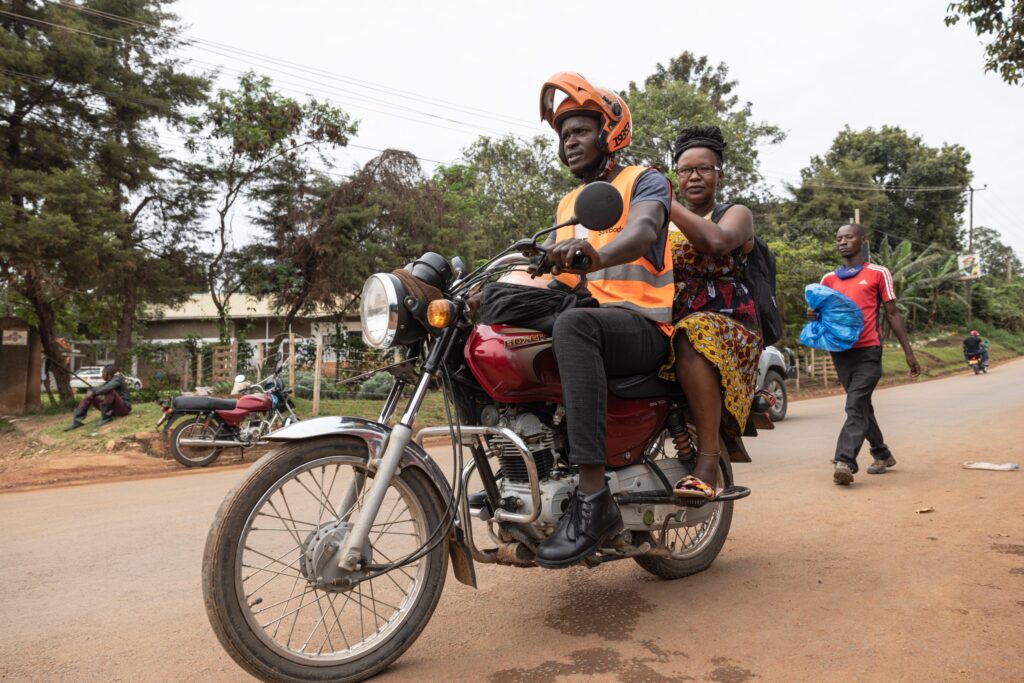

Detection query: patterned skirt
xmin=659 ymin=311 xmax=762 ymax=432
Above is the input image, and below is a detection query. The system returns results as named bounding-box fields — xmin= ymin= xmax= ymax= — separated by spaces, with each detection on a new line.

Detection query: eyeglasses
xmin=677 ymin=165 xmax=722 ymax=178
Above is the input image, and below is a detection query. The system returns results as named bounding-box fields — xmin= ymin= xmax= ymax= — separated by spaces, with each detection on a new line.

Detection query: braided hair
xmin=672 ymin=125 xmax=727 ymax=166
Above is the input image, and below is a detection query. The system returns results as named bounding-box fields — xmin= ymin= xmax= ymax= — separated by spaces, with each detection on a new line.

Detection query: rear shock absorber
xmin=665 ymin=405 xmax=696 ymax=463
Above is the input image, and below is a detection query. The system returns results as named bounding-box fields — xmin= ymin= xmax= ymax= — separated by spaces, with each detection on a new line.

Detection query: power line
xmin=0 ymin=7 xmax=527 ymax=140
xmin=2 ymin=67 xmax=446 ymax=170
xmin=47 ymin=1 xmax=542 ymax=130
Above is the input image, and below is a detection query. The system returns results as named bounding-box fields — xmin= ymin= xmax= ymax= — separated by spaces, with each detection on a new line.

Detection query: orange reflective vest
xmin=553 ymin=166 xmax=673 ymax=334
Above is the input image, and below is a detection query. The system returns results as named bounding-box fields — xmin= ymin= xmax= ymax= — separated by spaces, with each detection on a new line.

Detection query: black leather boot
xmin=64 ymin=404 xmax=88 ymax=431
xmin=97 ymin=402 xmax=114 ymax=427
xmin=534 ymin=486 xmax=622 ymax=569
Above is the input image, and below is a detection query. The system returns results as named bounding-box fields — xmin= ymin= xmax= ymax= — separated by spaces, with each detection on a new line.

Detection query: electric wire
xmin=51 ymin=0 xmax=541 ymax=129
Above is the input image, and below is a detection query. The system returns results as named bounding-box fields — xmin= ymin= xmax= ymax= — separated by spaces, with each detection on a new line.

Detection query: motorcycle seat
xmin=607 ymin=372 xmax=683 ymax=399
xmin=172 ymin=396 xmax=238 ymax=411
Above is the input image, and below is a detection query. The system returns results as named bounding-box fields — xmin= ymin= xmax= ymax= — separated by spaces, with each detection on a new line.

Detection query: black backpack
xmin=711 ymin=204 xmax=785 ymax=347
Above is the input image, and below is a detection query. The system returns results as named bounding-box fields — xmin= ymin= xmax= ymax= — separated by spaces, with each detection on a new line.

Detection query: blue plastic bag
xmin=799 ymin=283 xmax=865 ymax=352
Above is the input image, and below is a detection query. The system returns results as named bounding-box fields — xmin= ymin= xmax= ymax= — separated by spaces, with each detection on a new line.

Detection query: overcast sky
xmin=172 ymin=0 xmax=1024 ymax=259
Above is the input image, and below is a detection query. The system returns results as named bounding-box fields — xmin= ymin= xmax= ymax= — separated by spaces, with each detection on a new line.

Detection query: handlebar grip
xmin=570 ymin=253 xmax=592 ymax=271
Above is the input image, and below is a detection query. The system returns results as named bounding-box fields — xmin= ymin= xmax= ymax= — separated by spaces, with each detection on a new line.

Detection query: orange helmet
xmin=540 ymin=72 xmax=631 ymax=154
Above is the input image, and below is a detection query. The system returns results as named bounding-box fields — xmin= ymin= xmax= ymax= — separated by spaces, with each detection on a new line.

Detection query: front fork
xmin=336 ymin=324 xmax=457 ymax=571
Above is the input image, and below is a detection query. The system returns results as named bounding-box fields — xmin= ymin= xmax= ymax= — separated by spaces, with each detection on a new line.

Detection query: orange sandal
xmin=672 ymin=475 xmax=718 ymax=500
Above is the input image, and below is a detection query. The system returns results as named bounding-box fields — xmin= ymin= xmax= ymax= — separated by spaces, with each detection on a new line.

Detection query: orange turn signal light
xmin=426 ymin=299 xmax=456 ymax=329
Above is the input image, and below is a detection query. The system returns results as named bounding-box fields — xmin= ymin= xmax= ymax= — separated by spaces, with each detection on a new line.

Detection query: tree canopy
xmin=946 ymin=0 xmax=1024 ymax=85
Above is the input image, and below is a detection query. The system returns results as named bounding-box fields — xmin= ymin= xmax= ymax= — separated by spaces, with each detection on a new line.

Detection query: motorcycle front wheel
xmin=170 ymin=415 xmax=224 ymax=467
xmin=202 ymin=437 xmax=449 ymax=683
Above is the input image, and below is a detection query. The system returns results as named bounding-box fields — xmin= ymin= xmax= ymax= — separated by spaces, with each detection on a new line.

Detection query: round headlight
xmin=360 ymin=274 xmax=400 ymax=348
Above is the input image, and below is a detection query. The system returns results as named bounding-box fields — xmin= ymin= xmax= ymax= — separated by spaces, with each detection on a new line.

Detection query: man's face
xmin=835 ymin=225 xmax=863 ymax=258
xmin=102 ymin=368 xmax=113 ymax=381
xmin=559 ymin=114 xmax=602 ymax=176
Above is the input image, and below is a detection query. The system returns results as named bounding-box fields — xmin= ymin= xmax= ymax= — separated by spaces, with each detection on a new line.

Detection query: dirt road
xmin=2 ymin=361 xmax=1022 ymax=682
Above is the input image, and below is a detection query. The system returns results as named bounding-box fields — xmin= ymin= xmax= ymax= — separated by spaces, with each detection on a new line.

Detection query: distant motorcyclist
xmin=963 ymin=330 xmax=989 ymax=367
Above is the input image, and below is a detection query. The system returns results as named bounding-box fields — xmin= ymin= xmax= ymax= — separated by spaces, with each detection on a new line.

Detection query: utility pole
xmin=965 ymin=184 xmax=987 ymax=327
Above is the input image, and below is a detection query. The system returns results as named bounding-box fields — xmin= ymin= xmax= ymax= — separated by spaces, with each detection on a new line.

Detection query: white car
xmin=756 ymin=346 xmax=795 ymax=422
xmin=70 ymin=366 xmax=143 ymax=392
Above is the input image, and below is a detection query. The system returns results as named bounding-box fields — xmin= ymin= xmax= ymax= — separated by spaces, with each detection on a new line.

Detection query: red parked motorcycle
xmin=159 ymin=363 xmax=299 ymax=467
xmin=202 ymin=182 xmax=756 ymax=682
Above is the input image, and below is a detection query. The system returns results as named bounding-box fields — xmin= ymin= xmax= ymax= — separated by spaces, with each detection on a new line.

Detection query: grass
xmin=880 ymin=339 xmax=1014 ymax=378
xmin=23 ymin=390 xmax=454 ymax=454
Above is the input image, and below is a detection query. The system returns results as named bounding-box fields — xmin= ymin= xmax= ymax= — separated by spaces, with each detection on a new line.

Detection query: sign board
xmin=958 ymin=253 xmax=981 ymax=281
xmin=2 ymin=329 xmax=28 ymax=346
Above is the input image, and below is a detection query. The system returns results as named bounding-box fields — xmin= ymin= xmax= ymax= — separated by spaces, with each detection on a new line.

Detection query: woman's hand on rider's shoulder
xmin=549 ymin=238 xmax=601 ymax=275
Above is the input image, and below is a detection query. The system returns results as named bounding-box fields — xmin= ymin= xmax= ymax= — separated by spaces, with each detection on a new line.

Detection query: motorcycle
xmin=966 ymin=352 xmax=988 ymax=374
xmin=159 ymin=361 xmax=299 ymax=467
xmin=202 ymin=182 xmax=756 ymax=682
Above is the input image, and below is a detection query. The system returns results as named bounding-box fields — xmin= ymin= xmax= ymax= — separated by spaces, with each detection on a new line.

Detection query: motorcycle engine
xmin=239 ymin=419 xmax=266 ymax=444
xmin=482 ymin=405 xmax=563 ymax=483
xmin=482 ymin=405 xmax=575 ymax=527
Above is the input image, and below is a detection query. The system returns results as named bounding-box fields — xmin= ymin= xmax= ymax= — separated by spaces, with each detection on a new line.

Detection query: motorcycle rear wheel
xmin=634 ymin=455 xmax=734 ymax=580
xmin=170 ymin=416 xmax=224 ymax=467
xmin=202 ymin=437 xmax=449 ymax=683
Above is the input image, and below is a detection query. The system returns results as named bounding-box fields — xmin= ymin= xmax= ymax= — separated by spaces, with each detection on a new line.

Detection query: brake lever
xmin=527 ymin=245 xmax=591 ymax=275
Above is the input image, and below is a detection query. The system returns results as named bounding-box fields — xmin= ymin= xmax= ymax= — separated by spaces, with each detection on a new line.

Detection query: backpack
xmin=711 ymin=204 xmax=785 ymax=347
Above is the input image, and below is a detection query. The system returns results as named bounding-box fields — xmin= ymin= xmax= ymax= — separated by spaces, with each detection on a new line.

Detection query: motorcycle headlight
xmin=360 ymin=273 xmax=407 ymax=348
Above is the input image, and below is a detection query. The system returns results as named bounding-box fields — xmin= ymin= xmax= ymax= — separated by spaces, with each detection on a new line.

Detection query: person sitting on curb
xmin=65 ymin=364 xmax=132 ymax=431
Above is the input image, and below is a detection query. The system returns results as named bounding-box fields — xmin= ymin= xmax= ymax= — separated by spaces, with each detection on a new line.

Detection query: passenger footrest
xmin=615 ymin=485 xmax=750 ymax=508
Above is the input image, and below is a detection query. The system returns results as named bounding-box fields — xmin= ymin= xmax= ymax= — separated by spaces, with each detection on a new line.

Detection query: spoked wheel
xmin=170 ymin=416 xmax=224 ymax=467
xmin=634 ymin=430 xmax=734 ymax=579
xmin=203 ymin=437 xmax=448 ymax=683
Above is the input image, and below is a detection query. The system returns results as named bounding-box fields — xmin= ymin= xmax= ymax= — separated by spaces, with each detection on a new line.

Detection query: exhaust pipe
xmin=177 ymin=438 xmax=244 ymax=448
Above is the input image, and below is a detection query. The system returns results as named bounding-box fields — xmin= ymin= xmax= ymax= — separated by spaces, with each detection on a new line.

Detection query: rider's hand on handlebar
xmin=806 ymin=307 xmax=817 ymax=322
xmin=548 ymin=238 xmax=600 ymax=275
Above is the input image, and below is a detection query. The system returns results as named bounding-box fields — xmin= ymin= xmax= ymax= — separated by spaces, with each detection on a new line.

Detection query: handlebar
xmin=526 ymin=244 xmax=591 ymax=276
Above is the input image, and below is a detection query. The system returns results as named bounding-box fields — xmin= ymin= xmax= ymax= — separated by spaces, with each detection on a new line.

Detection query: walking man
xmin=811 ymin=224 xmax=920 ymax=485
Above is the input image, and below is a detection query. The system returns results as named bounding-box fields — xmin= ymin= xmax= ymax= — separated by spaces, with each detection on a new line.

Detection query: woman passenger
xmin=661 ymin=125 xmax=762 ymax=499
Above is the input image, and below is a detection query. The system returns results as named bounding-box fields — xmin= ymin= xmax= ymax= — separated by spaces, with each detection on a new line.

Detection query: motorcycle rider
xmin=533 ymin=73 xmax=673 ymax=568
xmin=963 ymin=329 xmax=989 ymax=367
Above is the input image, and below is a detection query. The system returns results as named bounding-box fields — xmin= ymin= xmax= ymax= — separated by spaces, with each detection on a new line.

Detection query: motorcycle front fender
xmin=265 ymin=416 xmax=477 ymax=588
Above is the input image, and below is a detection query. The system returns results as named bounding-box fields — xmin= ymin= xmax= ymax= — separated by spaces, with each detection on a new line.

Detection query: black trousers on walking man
xmin=830 ymin=346 xmax=892 ymax=473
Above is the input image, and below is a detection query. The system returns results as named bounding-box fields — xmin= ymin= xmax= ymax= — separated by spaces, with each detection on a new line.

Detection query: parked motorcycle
xmin=159 ymin=362 xmax=299 ymax=467
xmin=966 ymin=352 xmax=988 ymax=374
xmin=202 ymin=182 xmax=755 ymax=682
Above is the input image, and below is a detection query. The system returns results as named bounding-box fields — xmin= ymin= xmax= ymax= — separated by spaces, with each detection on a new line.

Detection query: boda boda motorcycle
xmin=202 ymin=182 xmax=758 ymax=682
xmin=160 ymin=362 xmax=299 ymax=467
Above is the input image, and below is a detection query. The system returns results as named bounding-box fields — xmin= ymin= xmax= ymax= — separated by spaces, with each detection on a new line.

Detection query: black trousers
xmin=552 ymin=307 xmax=670 ymax=466
xmin=830 ymin=346 xmax=891 ymax=473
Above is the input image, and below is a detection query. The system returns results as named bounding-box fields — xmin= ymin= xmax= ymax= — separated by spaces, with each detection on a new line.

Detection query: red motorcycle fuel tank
xmin=215 ymin=393 xmax=272 ymax=427
xmin=465 ymin=324 xmax=670 ymax=467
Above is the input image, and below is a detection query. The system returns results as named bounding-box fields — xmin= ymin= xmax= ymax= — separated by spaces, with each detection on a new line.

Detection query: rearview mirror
xmin=574 ymin=181 xmax=622 ymax=231
xmin=234 ymin=374 xmax=246 ymax=384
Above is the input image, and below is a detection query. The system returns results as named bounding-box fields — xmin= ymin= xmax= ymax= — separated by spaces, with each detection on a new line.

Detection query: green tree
xmin=0 ymin=0 xmax=208 ymax=397
xmin=767 ymin=237 xmax=836 ymax=340
xmin=189 ymin=71 xmax=356 ymax=340
xmin=946 ymin=0 xmax=1024 ymax=84
xmin=434 ymin=135 xmax=576 ymax=261
xmin=254 ymin=149 xmax=461 ymax=326
xmin=970 ymin=225 xmax=1023 ymax=280
xmin=783 ymin=126 xmax=971 ymax=250
xmin=872 ymin=239 xmax=965 ymax=329
xmin=620 ymin=51 xmax=785 ymax=197
xmin=776 ymin=158 xmax=888 ymax=241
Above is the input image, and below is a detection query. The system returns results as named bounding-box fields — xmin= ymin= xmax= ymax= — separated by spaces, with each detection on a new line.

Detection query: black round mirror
xmin=574 ymin=181 xmax=623 ymax=231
